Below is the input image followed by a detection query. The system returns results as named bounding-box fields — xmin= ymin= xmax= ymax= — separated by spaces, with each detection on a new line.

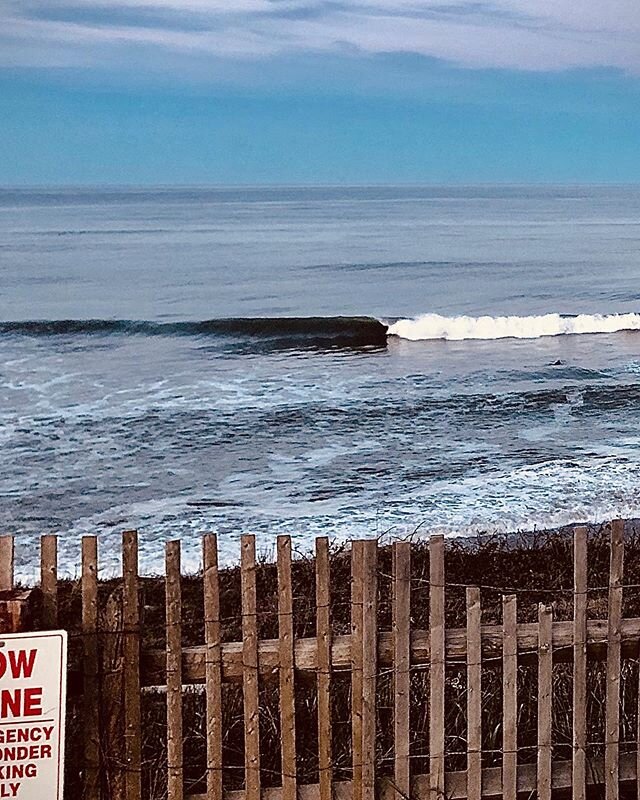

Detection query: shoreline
xmin=10 ymin=516 xmax=640 ymax=586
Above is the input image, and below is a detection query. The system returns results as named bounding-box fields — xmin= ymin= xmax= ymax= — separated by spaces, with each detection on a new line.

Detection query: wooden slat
xmin=605 ymin=519 xmax=624 ymax=800
xmin=316 ymin=536 xmax=333 ymax=800
xmin=502 ymin=594 xmax=517 ymax=800
xmin=537 ymin=603 xmax=553 ymax=800
xmin=572 ymin=525 xmax=588 ymax=800
xmin=0 ymin=535 xmax=14 ymax=591
xmin=429 ymin=535 xmax=445 ymax=800
xmin=40 ymin=534 xmax=58 ymax=628
xmin=82 ymin=535 xmax=100 ymax=800
xmin=393 ymin=541 xmax=411 ymax=798
xmin=638 ymin=631 xmax=640 ymax=800
xmin=361 ymin=540 xmax=378 ymax=800
xmin=141 ymin=615 xmax=640 ymax=686
xmin=123 ymin=530 xmax=142 ymax=800
xmin=166 ymin=540 xmax=184 ymax=800
xmin=204 ymin=534 xmax=223 ymax=800
xmin=241 ymin=535 xmax=261 ymax=800
xmin=466 ymin=587 xmax=482 ymax=800
xmin=277 ymin=536 xmax=297 ymax=800
xmin=185 ymin=750 xmax=640 ymax=800
xmin=351 ymin=541 xmax=364 ymax=800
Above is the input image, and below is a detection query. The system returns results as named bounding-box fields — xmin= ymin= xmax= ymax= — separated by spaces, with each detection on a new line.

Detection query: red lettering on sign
xmin=23 ymin=688 xmax=42 ymax=717
xmin=0 ymin=688 xmax=43 ymax=718
xmin=9 ymin=650 xmax=36 ymax=680
xmin=0 ymin=691 xmax=20 ymax=718
xmin=0 ymin=650 xmax=37 ymax=680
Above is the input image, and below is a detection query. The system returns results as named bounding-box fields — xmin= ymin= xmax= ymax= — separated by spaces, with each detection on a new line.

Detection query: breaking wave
xmin=387 ymin=312 xmax=640 ymax=341
xmin=0 ymin=317 xmax=389 ymax=350
xmin=4 ymin=312 xmax=640 ymax=350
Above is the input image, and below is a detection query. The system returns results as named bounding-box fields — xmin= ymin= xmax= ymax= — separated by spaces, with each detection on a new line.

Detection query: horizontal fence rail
xmin=2 ymin=521 xmax=640 ymax=800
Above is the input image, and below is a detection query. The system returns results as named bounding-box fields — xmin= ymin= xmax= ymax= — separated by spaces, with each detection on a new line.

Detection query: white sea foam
xmin=387 ymin=312 xmax=640 ymax=341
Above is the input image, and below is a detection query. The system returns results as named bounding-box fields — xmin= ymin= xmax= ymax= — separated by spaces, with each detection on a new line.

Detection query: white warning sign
xmin=0 ymin=631 xmax=67 ymax=799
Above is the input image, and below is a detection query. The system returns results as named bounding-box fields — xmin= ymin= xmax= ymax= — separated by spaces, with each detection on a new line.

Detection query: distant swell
xmin=0 ymin=317 xmax=389 ymax=350
xmin=388 ymin=312 xmax=640 ymax=341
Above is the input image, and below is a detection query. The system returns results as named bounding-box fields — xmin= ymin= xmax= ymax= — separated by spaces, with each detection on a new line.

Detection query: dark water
xmin=2 ymin=185 xmax=640 ymax=577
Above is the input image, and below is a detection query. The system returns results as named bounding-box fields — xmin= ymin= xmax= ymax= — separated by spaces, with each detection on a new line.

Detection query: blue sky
xmin=2 ymin=0 xmax=640 ymax=184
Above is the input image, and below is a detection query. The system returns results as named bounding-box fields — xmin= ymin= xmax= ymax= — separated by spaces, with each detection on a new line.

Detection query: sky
xmin=1 ymin=0 xmax=640 ymax=184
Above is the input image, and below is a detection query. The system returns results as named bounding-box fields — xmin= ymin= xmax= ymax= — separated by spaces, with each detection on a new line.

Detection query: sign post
xmin=0 ymin=631 xmax=67 ymax=799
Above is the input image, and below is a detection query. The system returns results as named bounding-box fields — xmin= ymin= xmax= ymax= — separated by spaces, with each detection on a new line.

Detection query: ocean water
xmin=2 ymin=184 xmax=640 ymax=577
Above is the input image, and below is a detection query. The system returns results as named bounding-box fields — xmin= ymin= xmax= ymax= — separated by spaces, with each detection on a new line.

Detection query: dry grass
xmin=49 ymin=519 xmax=640 ymax=799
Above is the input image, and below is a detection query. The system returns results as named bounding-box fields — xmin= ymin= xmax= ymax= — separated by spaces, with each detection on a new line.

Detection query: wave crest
xmin=388 ymin=312 xmax=640 ymax=341
xmin=0 ymin=317 xmax=389 ymax=350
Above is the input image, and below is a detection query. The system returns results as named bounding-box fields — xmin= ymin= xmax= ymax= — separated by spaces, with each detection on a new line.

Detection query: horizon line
xmin=3 ymin=181 xmax=640 ymax=191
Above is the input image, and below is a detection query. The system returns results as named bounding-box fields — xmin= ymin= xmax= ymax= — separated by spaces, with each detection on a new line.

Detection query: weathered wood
xmin=605 ymin=520 xmax=624 ymax=800
xmin=21 ymin=524 xmax=640 ymax=800
xmin=638 ymin=630 xmax=640 ymax=800
xmin=0 ymin=535 xmax=14 ymax=591
xmin=166 ymin=540 xmax=184 ymax=800
xmin=502 ymin=595 xmax=517 ymax=800
xmin=0 ymin=589 xmax=36 ymax=633
xmin=241 ymin=535 xmax=261 ymax=800
xmin=466 ymin=587 xmax=481 ymax=800
xmin=351 ymin=541 xmax=364 ymax=800
xmin=140 ymin=615 xmax=640 ymax=686
xmin=429 ymin=535 xmax=445 ymax=800
xmin=204 ymin=533 xmax=223 ymax=800
xmin=123 ymin=529 xmax=142 ymax=800
xmin=9 ymin=522 xmax=640 ymax=800
xmin=572 ymin=525 xmax=587 ymax=800
xmin=316 ymin=536 xmax=333 ymax=800
xmin=361 ymin=540 xmax=377 ymax=800
xmin=185 ymin=751 xmax=640 ymax=800
xmin=393 ymin=541 xmax=411 ymax=799
xmin=82 ymin=535 xmax=100 ymax=800
xmin=277 ymin=536 xmax=297 ymax=800
xmin=537 ymin=603 xmax=553 ymax=800
xmin=40 ymin=534 xmax=58 ymax=628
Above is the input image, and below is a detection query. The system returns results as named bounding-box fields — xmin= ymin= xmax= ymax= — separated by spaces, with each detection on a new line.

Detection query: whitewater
xmin=3 ymin=184 xmax=640 ymax=577
xmin=388 ymin=312 xmax=640 ymax=341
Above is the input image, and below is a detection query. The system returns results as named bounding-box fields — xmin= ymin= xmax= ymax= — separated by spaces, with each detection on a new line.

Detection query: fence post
xmin=123 ymin=530 xmax=142 ymax=800
xmin=204 ymin=533 xmax=223 ymax=800
xmin=351 ymin=540 xmax=365 ymax=800
xmin=429 ymin=535 xmax=445 ymax=800
xmin=0 ymin=534 xmax=35 ymax=634
xmin=0 ymin=535 xmax=13 ymax=592
xmin=393 ymin=541 xmax=411 ymax=799
xmin=573 ymin=526 xmax=588 ymax=800
xmin=502 ymin=594 xmax=517 ymax=800
xmin=40 ymin=534 xmax=58 ymax=628
xmin=361 ymin=540 xmax=377 ymax=800
xmin=466 ymin=587 xmax=482 ymax=800
xmin=166 ymin=540 xmax=184 ymax=800
xmin=316 ymin=536 xmax=333 ymax=800
xmin=605 ymin=520 xmax=624 ymax=800
xmin=241 ymin=535 xmax=260 ymax=800
xmin=82 ymin=535 xmax=100 ymax=800
xmin=278 ymin=535 xmax=297 ymax=800
xmin=537 ymin=603 xmax=553 ymax=800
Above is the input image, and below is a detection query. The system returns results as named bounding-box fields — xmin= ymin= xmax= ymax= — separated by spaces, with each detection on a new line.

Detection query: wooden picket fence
xmin=1 ymin=521 xmax=640 ymax=799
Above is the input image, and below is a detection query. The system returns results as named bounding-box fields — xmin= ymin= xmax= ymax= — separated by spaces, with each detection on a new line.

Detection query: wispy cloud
xmin=2 ymin=0 xmax=640 ymax=73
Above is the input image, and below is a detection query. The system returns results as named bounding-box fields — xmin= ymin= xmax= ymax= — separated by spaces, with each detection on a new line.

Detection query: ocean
xmin=2 ymin=184 xmax=640 ymax=577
